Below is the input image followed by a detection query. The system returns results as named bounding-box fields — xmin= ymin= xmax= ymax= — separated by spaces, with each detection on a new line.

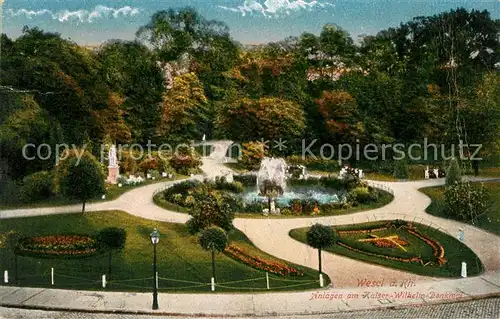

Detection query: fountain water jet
xmin=256 ymin=157 xmax=287 ymax=214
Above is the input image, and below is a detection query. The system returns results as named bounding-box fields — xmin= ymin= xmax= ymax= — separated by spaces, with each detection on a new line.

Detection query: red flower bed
xmin=225 ymin=245 xmax=303 ymax=276
xmin=337 ymin=242 xmax=422 ymax=264
xmin=373 ymin=237 xmax=409 ymax=248
xmin=407 ymin=228 xmax=445 ymax=261
xmin=18 ymin=235 xmax=98 ymax=256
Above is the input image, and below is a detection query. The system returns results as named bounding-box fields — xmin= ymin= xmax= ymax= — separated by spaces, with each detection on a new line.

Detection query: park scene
xmin=0 ymin=0 xmax=499 ymax=318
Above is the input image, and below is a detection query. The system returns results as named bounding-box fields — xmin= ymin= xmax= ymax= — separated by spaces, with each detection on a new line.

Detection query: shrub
xmin=116 ymin=175 xmax=128 ymax=185
xmin=339 ymin=167 xmax=361 ymax=189
xmin=393 ymin=158 xmax=409 ymax=179
xmin=186 ymin=190 xmax=235 ymax=233
xmin=214 ymin=176 xmax=244 ymax=193
xmin=163 ymin=180 xmax=200 ymax=203
xmin=120 ymin=151 xmax=139 ymax=174
xmin=169 ymin=146 xmax=202 ymax=175
xmin=241 ymin=200 xmax=266 ymax=213
xmin=349 ymin=186 xmax=377 ymax=204
xmin=20 ymin=171 xmax=55 ymax=202
xmin=138 ymin=157 xmax=160 ymax=173
xmin=240 ymin=141 xmax=265 ymax=170
xmin=446 ymin=158 xmax=462 ymax=186
xmin=97 ymin=227 xmax=127 ymax=250
xmin=444 ymin=182 xmax=490 ymax=223
xmin=149 ymin=169 xmax=161 ymax=180
xmin=234 ymin=174 xmax=257 ymax=186
xmin=320 ymin=176 xmax=345 ymax=189
xmin=0 ymin=179 xmax=22 ymax=205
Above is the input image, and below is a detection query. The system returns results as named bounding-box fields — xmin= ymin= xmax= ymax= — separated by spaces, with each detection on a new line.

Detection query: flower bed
xmin=17 ymin=235 xmax=99 ymax=257
xmin=372 ymin=237 xmax=409 ymax=248
xmin=336 ymin=221 xmax=447 ymax=266
xmin=225 ymin=245 xmax=303 ymax=276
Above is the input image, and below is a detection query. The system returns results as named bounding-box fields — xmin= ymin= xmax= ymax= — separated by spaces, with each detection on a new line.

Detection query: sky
xmin=1 ymin=0 xmax=499 ymax=46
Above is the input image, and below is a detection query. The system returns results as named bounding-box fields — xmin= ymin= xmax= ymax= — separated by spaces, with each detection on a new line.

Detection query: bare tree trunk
xmin=318 ymin=248 xmax=322 ymax=275
xmin=108 ymin=251 xmax=112 ymax=276
xmin=82 ymin=200 xmax=86 ymax=213
xmin=211 ymin=250 xmax=216 ymax=282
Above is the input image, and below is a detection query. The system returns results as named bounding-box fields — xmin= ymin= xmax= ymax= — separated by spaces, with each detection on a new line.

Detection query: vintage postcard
xmin=0 ymin=1 xmax=499 ymax=318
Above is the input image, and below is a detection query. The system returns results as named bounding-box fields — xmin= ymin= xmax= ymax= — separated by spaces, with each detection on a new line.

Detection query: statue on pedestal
xmin=106 ymin=145 xmax=119 ymax=184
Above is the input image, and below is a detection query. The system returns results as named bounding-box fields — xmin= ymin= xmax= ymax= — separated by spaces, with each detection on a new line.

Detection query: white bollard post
xmin=319 ymin=274 xmax=324 ymax=287
xmin=51 ymin=268 xmax=54 ymax=285
xmin=211 ymin=277 xmax=215 ymax=291
xmin=4 ymin=270 xmax=8 ymax=284
xmin=461 ymin=262 xmax=467 ymax=278
xmin=102 ymin=274 xmax=106 ymax=288
xmin=266 ymin=272 xmax=270 ymax=290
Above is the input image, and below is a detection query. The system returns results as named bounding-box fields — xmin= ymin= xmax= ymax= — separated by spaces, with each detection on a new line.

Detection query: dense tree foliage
xmin=55 ymin=150 xmax=105 ymax=213
xmin=0 ymin=7 xmax=499 ymax=191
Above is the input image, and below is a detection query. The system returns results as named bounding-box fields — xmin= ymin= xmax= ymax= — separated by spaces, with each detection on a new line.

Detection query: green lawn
xmin=290 ymin=221 xmax=483 ymax=278
xmin=420 ymin=181 xmax=500 ymax=236
xmin=0 ymin=210 xmax=326 ymax=292
xmin=153 ymin=190 xmax=394 ymax=218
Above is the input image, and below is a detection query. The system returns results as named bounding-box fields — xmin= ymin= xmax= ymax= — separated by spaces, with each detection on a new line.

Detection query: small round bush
xmin=198 ymin=226 xmax=228 ymax=252
xmin=97 ymin=227 xmax=126 ymax=250
xmin=21 ymin=171 xmax=55 ymax=202
xmin=306 ymin=224 xmax=337 ymax=249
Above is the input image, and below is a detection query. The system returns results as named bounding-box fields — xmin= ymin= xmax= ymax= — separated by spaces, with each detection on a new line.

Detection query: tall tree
xmin=98 ymin=40 xmax=164 ymax=142
xmin=158 ymin=72 xmax=209 ymax=143
xmin=198 ymin=226 xmax=228 ymax=283
xmin=55 ymin=150 xmax=105 ymax=213
xmin=216 ymin=97 xmax=306 ymax=143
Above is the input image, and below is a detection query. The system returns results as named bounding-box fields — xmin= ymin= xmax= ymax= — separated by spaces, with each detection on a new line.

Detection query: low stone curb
xmin=1 ymin=292 xmax=499 ymax=317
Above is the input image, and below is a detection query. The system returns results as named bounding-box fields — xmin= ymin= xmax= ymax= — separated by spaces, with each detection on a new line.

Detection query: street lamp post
xmin=150 ymin=228 xmax=160 ymax=310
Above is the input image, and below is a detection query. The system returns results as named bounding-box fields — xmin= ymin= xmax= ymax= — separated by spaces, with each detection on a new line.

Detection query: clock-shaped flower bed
xmin=290 ymin=220 xmax=483 ymax=277
xmin=17 ymin=235 xmax=100 ymax=258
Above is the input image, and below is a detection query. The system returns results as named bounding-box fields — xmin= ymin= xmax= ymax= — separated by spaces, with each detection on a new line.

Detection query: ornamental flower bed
xmin=336 ymin=221 xmax=448 ymax=267
xmin=407 ymin=228 xmax=445 ymax=260
xmin=17 ymin=235 xmax=99 ymax=257
xmin=225 ymin=245 xmax=303 ymax=276
xmin=373 ymin=237 xmax=409 ymax=248
xmin=337 ymin=242 xmax=422 ymax=264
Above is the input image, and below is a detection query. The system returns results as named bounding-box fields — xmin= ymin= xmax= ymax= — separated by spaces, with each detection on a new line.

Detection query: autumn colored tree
xmin=158 ymin=73 xmax=209 ymax=143
xmin=240 ymin=142 xmax=266 ymax=170
xmin=91 ymin=92 xmax=132 ymax=143
xmin=316 ymin=91 xmax=364 ymax=143
xmin=216 ymin=97 xmax=306 ymax=143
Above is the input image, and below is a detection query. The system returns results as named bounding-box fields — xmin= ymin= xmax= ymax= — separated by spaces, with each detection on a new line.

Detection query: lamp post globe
xmin=151 ymin=228 xmax=160 ymax=245
xmin=150 ymin=228 xmax=160 ymax=310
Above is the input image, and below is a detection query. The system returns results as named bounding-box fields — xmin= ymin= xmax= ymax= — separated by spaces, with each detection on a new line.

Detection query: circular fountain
xmin=244 ymin=157 xmax=341 ymax=214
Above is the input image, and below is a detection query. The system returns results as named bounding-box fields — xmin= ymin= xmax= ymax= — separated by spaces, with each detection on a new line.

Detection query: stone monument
xmin=106 ymin=145 xmax=119 ymax=184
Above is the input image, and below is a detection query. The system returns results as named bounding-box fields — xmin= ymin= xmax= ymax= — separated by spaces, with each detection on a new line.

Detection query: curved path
xmin=1 ymin=141 xmax=499 ymax=290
